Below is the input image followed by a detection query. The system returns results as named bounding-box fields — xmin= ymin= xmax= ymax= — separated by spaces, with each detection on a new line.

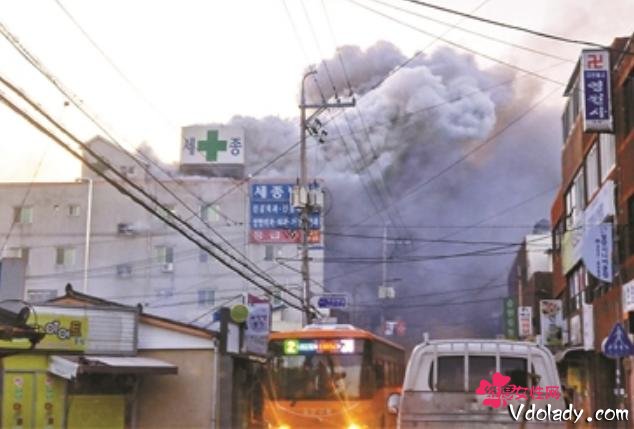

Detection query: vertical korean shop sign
xmin=581 ymin=50 xmax=613 ymax=132
xmin=249 ymin=182 xmax=321 ymax=244
xmin=502 ymin=297 xmax=517 ymax=340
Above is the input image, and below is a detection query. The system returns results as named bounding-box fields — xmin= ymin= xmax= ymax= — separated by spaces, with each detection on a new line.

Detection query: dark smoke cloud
xmin=219 ymin=41 xmax=560 ymax=347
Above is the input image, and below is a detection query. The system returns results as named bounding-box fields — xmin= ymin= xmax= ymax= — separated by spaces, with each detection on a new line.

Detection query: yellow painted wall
xmin=67 ymin=395 xmax=125 ymax=429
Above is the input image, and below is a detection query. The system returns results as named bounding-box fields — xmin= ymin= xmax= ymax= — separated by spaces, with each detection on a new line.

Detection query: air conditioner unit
xmin=117 ymin=223 xmax=137 ymax=235
xmin=161 ymin=262 xmax=174 ymax=273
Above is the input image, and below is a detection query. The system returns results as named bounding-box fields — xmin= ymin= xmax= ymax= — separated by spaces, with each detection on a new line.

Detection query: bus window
xmin=269 ymin=354 xmax=367 ymax=400
xmin=468 ymin=356 xmax=496 ymax=391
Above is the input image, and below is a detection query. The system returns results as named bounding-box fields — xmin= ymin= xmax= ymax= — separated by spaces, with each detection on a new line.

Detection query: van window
xmin=431 ymin=356 xmax=464 ymax=391
xmin=501 ymin=358 xmax=528 ymax=387
xmin=468 ymin=356 xmax=496 ymax=391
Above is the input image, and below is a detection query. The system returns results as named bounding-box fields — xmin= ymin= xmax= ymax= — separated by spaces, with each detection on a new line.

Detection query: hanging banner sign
xmin=581 ymin=50 xmax=614 ymax=132
xmin=540 ymin=300 xmax=564 ymax=347
xmin=581 ymin=223 xmax=613 ymax=282
xmin=518 ymin=306 xmax=533 ymax=338
xmin=244 ymin=294 xmax=271 ymax=356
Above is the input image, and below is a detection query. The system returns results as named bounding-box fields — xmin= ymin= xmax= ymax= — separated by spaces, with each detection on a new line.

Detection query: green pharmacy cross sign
xmin=197 ymin=130 xmax=227 ymax=162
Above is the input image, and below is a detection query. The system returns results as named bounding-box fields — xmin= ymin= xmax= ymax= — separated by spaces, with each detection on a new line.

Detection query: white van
xmin=389 ymin=339 xmax=566 ymax=428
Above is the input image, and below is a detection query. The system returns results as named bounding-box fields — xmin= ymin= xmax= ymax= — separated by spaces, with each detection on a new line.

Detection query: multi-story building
xmin=507 ymin=220 xmax=553 ymax=339
xmin=0 ymin=136 xmax=324 ymax=330
xmin=550 ymin=34 xmax=634 ymax=421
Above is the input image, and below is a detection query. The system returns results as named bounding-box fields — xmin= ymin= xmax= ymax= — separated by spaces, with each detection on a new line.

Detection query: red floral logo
xmin=475 ymin=372 xmax=561 ymax=408
xmin=475 ymin=372 xmax=511 ymax=408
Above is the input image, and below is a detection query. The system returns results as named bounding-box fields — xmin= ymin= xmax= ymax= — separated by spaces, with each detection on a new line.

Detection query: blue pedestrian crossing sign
xmin=602 ymin=323 xmax=634 ymax=358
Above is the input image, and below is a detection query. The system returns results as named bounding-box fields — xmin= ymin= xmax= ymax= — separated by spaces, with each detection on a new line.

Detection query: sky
xmin=0 ymin=0 xmax=633 ymax=182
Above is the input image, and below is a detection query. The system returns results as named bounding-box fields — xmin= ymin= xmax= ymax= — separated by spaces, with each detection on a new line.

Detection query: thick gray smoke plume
xmin=220 ymin=41 xmax=560 ymax=346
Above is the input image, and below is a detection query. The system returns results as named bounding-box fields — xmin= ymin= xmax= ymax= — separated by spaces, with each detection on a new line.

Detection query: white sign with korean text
xmin=181 ymin=126 xmax=244 ymax=165
xmin=518 ymin=306 xmax=533 ymax=338
xmin=623 ymin=280 xmax=634 ymax=313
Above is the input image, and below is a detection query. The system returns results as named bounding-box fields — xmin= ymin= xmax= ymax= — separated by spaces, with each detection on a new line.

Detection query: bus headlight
xmin=347 ymin=423 xmax=365 ymax=429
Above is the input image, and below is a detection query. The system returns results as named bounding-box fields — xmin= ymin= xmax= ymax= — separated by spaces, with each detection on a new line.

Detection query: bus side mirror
xmin=387 ymin=393 xmax=400 ymax=415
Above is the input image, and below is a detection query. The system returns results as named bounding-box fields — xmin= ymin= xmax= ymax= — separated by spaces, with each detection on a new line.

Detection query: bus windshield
xmin=269 ymin=353 xmax=367 ymax=401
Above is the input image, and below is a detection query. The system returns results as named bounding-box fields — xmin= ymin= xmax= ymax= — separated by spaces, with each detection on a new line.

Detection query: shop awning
xmin=49 ymin=355 xmax=177 ymax=380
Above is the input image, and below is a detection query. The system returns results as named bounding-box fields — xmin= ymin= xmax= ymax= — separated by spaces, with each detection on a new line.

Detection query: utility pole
xmin=297 ymin=70 xmax=354 ymax=326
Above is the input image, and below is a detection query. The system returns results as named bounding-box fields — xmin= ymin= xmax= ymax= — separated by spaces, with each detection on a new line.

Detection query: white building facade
xmin=0 ymin=137 xmax=324 ymax=329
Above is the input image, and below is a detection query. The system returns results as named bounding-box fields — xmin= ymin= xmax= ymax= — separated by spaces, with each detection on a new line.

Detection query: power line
xmin=397 ymin=0 xmax=633 ymax=55
xmin=0 ymin=81 xmax=312 ymax=315
xmin=352 ymin=294 xmax=504 ymax=309
xmin=319 ymin=1 xmax=413 ymax=239
xmin=350 ymin=85 xmax=560 ymax=226
xmin=355 ymin=281 xmax=507 ymax=304
xmin=368 ymin=0 xmax=575 ymax=63
xmin=323 ymin=231 xmax=551 ymax=246
xmin=346 ymin=0 xmax=565 ymax=86
xmin=52 ymin=0 xmax=175 ymax=125
xmin=0 ymin=26 xmax=308 ymax=311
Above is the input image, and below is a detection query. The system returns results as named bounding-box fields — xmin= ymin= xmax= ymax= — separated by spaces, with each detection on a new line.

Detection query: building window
xmin=566 ymin=266 xmax=586 ymax=316
xmin=272 ymin=290 xmax=283 ymax=307
xmin=156 ymin=245 xmax=174 ymax=272
xmin=155 ymin=288 xmax=173 ymax=299
xmin=197 ymin=288 xmax=215 ymax=307
xmin=55 ymin=247 xmax=76 ymax=267
xmin=116 ymin=264 xmax=132 ymax=278
xmin=565 ymin=168 xmax=585 ymax=230
xmin=13 ymin=206 xmax=33 ymax=224
xmin=68 ymin=204 xmax=81 ymax=217
xmin=201 ymin=203 xmax=221 ymax=223
xmin=199 ymin=249 xmax=209 ymax=263
xmin=552 ymin=221 xmax=563 ymax=251
xmin=624 ymin=73 xmax=634 ymax=134
xmin=599 ymin=133 xmax=616 ymax=181
xmin=629 ymin=195 xmax=634 ymax=256
xmin=26 ymin=289 xmax=57 ymax=303
xmin=562 ymin=81 xmax=581 ymax=141
xmin=585 ymin=144 xmax=599 ymax=199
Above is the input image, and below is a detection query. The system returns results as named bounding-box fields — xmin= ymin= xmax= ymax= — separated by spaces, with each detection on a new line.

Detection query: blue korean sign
xmin=602 ymin=323 xmax=634 ymax=359
xmin=316 ymin=294 xmax=348 ymax=309
xmin=581 ymin=50 xmax=613 ymax=132
xmin=250 ymin=183 xmax=321 ymax=244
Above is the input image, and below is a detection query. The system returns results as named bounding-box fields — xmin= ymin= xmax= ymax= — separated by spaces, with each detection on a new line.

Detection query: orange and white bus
xmin=263 ymin=324 xmax=405 ymax=429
